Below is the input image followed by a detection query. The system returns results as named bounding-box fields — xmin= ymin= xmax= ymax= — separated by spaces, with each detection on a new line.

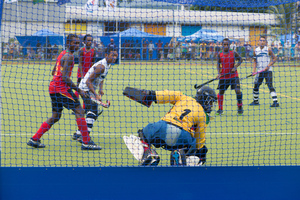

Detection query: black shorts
xmin=217 ymin=77 xmax=241 ymax=91
xmin=50 ymin=89 xmax=80 ymax=112
xmin=254 ymin=71 xmax=273 ymax=86
xmin=77 ymin=77 xmax=82 ymax=85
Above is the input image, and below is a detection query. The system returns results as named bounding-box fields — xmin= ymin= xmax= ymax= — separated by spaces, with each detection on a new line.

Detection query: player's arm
xmin=61 ymin=54 xmax=85 ymax=97
xmin=78 ymin=49 xmax=84 ymax=78
xmin=99 ymin=80 xmax=104 ymax=97
xmin=216 ymin=53 xmax=221 ymax=78
xmin=266 ymin=48 xmax=277 ymax=71
xmin=51 ymin=63 xmax=57 ymax=76
xmin=86 ymin=64 xmax=105 ymax=101
xmin=155 ymin=90 xmax=183 ymax=105
xmin=232 ymin=51 xmax=243 ymax=72
xmin=252 ymin=51 xmax=257 ymax=74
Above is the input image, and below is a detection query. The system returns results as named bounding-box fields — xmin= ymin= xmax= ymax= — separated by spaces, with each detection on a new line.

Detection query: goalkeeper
xmin=123 ymin=86 xmax=217 ymax=166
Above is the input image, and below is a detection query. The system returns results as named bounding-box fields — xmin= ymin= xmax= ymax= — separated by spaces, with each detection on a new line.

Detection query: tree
xmin=267 ymin=3 xmax=297 ymax=43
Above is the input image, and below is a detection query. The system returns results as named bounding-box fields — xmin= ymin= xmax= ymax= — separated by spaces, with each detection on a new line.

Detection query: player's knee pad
xmin=170 ymin=148 xmax=187 ymax=166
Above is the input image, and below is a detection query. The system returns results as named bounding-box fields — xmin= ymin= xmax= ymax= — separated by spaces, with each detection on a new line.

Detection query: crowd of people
xmin=2 ymin=37 xmax=300 ymax=62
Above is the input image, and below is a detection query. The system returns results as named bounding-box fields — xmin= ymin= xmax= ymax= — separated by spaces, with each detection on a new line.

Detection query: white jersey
xmin=79 ymin=58 xmax=111 ymax=92
xmin=255 ymin=46 xmax=272 ymax=71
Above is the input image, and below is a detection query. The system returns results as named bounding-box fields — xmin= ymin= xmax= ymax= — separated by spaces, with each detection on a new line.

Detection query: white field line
xmin=1 ymin=132 xmax=298 ymax=136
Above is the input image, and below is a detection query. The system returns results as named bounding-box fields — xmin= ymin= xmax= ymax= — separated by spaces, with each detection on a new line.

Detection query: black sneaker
xmin=270 ymin=102 xmax=279 ymax=107
xmin=72 ymin=132 xmax=81 ymax=140
xmin=81 ymin=140 xmax=102 ymax=150
xmin=249 ymin=101 xmax=260 ymax=106
xmin=238 ymin=107 xmax=244 ymax=115
xmin=27 ymin=138 xmax=45 ymax=148
xmin=216 ymin=110 xmax=223 ymax=115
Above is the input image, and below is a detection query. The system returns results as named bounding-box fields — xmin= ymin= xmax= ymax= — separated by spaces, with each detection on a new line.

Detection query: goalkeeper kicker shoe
xmin=140 ymin=148 xmax=160 ymax=166
xmin=27 ymin=138 xmax=45 ymax=148
xmin=270 ymin=101 xmax=279 ymax=107
xmin=81 ymin=140 xmax=102 ymax=150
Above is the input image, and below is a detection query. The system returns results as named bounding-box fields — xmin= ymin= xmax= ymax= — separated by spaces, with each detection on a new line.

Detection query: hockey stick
xmin=240 ymin=69 xmax=265 ymax=81
xmin=91 ymin=97 xmax=110 ymax=108
xmin=194 ymin=73 xmax=231 ymax=89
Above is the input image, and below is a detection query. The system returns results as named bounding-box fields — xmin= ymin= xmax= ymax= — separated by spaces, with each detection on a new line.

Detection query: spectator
xmin=168 ymin=41 xmax=174 ymax=61
xmin=236 ymin=42 xmax=243 ymax=58
xmin=200 ymin=42 xmax=207 ymax=60
xmin=8 ymin=42 xmax=14 ymax=60
xmin=135 ymin=39 xmax=141 ymax=60
xmin=278 ymin=43 xmax=284 ymax=62
xmin=52 ymin=44 xmax=58 ymax=60
xmin=3 ymin=43 xmax=8 ymax=59
xmin=208 ymin=42 xmax=214 ymax=60
xmin=175 ymin=42 xmax=181 ymax=60
xmin=47 ymin=43 xmax=52 ymax=60
xmin=36 ymin=40 xmax=41 ymax=54
xmin=244 ymin=42 xmax=252 ymax=61
xmin=214 ymin=42 xmax=221 ymax=58
xmin=163 ymin=42 xmax=169 ymax=60
xmin=181 ymin=40 xmax=188 ymax=59
xmin=156 ymin=40 xmax=163 ymax=60
xmin=295 ymin=41 xmax=300 ymax=61
xmin=271 ymin=43 xmax=279 ymax=61
xmin=37 ymin=45 xmax=44 ymax=60
xmin=124 ymin=40 xmax=130 ymax=60
xmin=230 ymin=41 xmax=236 ymax=51
xmin=285 ymin=40 xmax=291 ymax=61
xmin=107 ymin=38 xmax=117 ymax=54
xmin=148 ymin=40 xmax=155 ymax=60
xmin=142 ymin=39 xmax=148 ymax=60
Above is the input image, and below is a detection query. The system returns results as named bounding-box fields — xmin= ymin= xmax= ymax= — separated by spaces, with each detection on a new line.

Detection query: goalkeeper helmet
xmin=195 ymin=86 xmax=217 ymax=113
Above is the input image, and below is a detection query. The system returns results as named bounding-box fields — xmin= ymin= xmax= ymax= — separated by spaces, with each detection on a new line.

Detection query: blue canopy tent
xmin=100 ymin=28 xmax=173 ymax=61
xmin=178 ymin=29 xmax=224 ymax=43
xmin=16 ymin=29 xmax=64 ymax=48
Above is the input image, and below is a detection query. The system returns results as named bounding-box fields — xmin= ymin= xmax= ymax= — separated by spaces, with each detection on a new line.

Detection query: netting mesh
xmin=1 ymin=0 xmax=299 ymax=167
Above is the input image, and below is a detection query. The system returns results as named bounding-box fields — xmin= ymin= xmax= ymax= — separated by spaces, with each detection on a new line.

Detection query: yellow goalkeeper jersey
xmin=156 ymin=90 xmax=209 ymax=149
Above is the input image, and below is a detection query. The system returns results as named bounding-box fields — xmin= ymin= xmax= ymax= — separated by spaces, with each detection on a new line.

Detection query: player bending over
xmin=72 ymin=51 xmax=118 ymax=143
xmin=27 ymin=34 xmax=102 ymax=150
xmin=250 ymin=36 xmax=279 ymax=107
xmin=123 ymin=86 xmax=217 ymax=166
xmin=216 ymin=38 xmax=243 ymax=115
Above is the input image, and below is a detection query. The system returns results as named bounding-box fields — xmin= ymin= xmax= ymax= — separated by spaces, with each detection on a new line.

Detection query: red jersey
xmin=49 ymin=50 xmax=74 ymax=94
xmin=77 ymin=47 xmax=94 ymax=78
xmin=219 ymin=50 xmax=238 ymax=79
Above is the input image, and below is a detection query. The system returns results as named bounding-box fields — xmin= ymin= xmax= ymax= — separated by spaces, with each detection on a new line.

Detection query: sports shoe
xmin=81 ymin=140 xmax=102 ymax=150
xmin=238 ymin=107 xmax=244 ymax=115
xmin=270 ymin=102 xmax=279 ymax=107
xmin=72 ymin=132 xmax=81 ymax=140
xmin=27 ymin=138 xmax=45 ymax=148
xmin=249 ymin=101 xmax=260 ymax=106
xmin=141 ymin=148 xmax=160 ymax=166
xmin=216 ymin=110 xmax=223 ymax=115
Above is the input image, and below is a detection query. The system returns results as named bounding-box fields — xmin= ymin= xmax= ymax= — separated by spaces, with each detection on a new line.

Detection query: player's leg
xmin=216 ymin=80 xmax=228 ymax=115
xmin=266 ymin=71 xmax=279 ymax=107
xmin=62 ymin=89 xmax=101 ymax=150
xmin=73 ymin=92 xmax=103 ymax=142
xmin=250 ymin=73 xmax=264 ymax=105
xmin=27 ymin=93 xmax=63 ymax=148
xmin=233 ymin=77 xmax=243 ymax=115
